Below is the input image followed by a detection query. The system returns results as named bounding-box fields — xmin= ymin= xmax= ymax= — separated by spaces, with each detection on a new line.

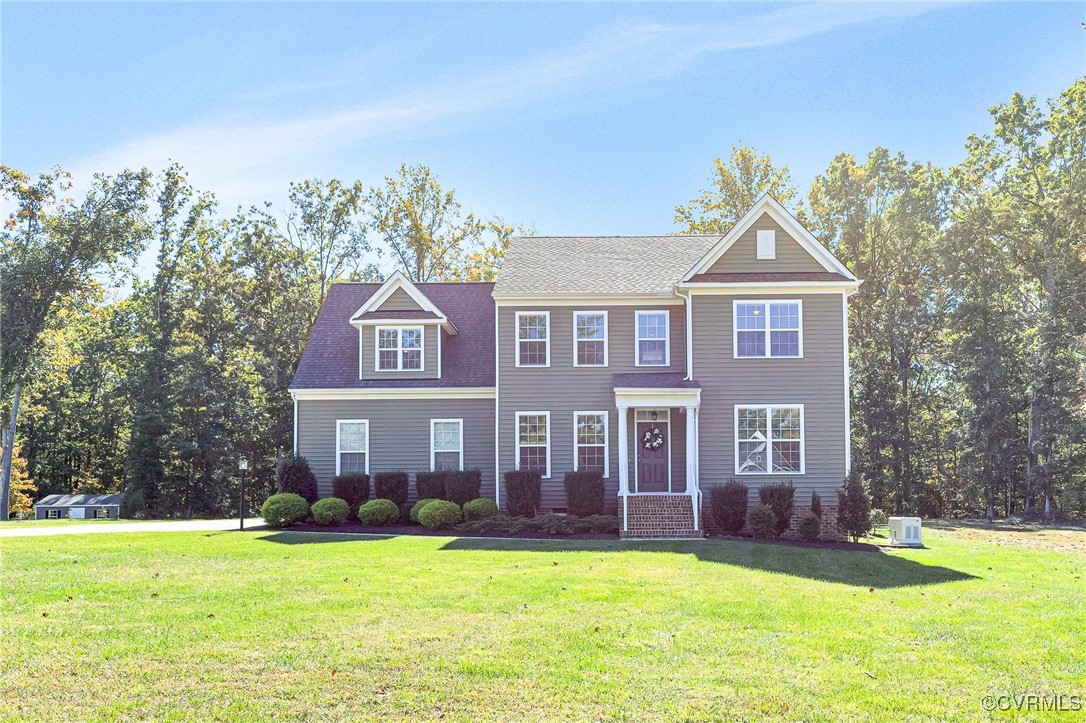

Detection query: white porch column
xmin=686 ymin=404 xmax=699 ymax=531
xmin=617 ymin=404 xmax=629 ymax=531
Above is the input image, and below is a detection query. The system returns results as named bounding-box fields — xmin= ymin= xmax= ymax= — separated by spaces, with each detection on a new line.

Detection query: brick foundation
xmin=701 ymin=500 xmax=844 ymax=541
xmin=621 ymin=495 xmax=702 ymax=539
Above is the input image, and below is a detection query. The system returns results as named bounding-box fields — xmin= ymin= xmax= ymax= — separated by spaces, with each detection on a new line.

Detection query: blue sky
xmin=3 ymin=2 xmax=1084 ymax=251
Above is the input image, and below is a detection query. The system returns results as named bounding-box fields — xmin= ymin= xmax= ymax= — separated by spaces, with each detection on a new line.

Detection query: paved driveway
xmin=0 ymin=518 xmax=266 ymax=538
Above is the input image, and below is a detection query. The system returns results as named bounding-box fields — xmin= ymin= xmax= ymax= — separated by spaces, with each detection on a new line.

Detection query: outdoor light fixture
xmin=239 ymin=458 xmax=248 ymax=530
xmin=651 ymin=410 xmax=659 ymax=421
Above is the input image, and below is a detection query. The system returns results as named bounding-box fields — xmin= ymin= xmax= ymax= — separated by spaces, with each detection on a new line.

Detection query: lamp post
xmin=239 ymin=458 xmax=248 ymax=530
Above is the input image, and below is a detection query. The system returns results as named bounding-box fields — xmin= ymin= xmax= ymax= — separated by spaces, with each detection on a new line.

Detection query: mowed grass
xmin=2 ymin=525 xmax=1084 ymax=721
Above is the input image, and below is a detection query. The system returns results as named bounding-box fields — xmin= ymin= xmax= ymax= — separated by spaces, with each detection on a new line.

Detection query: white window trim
xmin=47 ymin=509 xmax=60 ymax=519
xmin=573 ymin=311 xmax=608 ymax=368
xmin=430 ymin=418 xmax=464 ymax=472
xmin=514 ymin=411 xmax=551 ymax=478
xmin=514 ymin=311 xmax=550 ymax=368
xmin=96 ymin=508 xmax=110 ymax=519
xmin=756 ymin=229 xmax=777 ymax=260
xmin=635 ymin=309 xmax=671 ymax=367
xmin=732 ymin=300 xmax=803 ymax=359
xmin=374 ymin=326 xmax=425 ymax=372
xmin=573 ymin=411 xmax=610 ymax=479
xmin=335 ymin=419 xmax=370 ymax=475
xmin=733 ymin=404 xmax=805 ymax=475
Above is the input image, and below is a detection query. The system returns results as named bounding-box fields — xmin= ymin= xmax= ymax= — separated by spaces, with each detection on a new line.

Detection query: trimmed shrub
xmin=503 ymin=470 xmax=542 ymax=517
xmin=457 ymin=514 xmax=518 ymax=534
xmin=709 ymin=482 xmax=748 ymax=533
xmin=410 ymin=498 xmax=442 ymax=523
xmin=415 ymin=471 xmax=447 ymax=501
xmin=746 ymin=504 xmax=778 ymax=539
xmin=418 ymin=500 xmax=463 ymax=530
xmin=810 ymin=491 xmax=823 ymax=518
xmin=463 ymin=497 xmax=499 ymax=521
xmin=357 ymin=498 xmax=399 ymax=527
xmin=445 ymin=470 xmax=482 ymax=506
xmin=261 ymin=493 xmax=310 ymax=528
xmin=311 ymin=497 xmax=349 ymax=526
xmin=374 ymin=472 xmax=409 ymax=505
xmin=798 ymin=513 xmax=821 ymax=542
xmin=759 ymin=483 xmax=796 ymax=535
xmin=332 ymin=474 xmax=370 ymax=520
xmin=564 ymin=471 xmax=605 ymax=517
xmin=837 ymin=470 xmax=872 ymax=542
xmin=277 ymin=456 xmax=318 ymax=503
xmin=456 ymin=513 xmax=621 ymax=535
xmin=869 ymin=508 xmax=889 ymax=531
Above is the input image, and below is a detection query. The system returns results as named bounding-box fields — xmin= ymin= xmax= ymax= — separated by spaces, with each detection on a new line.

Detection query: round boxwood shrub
xmin=409 ymin=498 xmax=442 ymax=523
xmin=261 ymin=493 xmax=310 ymax=529
xmin=417 ymin=500 xmax=463 ymax=530
xmin=797 ymin=512 xmax=821 ymax=542
xmin=746 ymin=504 xmax=778 ymax=539
xmin=311 ymin=497 xmax=350 ymax=526
xmin=463 ymin=497 xmax=499 ymax=521
xmin=357 ymin=498 xmax=399 ymax=527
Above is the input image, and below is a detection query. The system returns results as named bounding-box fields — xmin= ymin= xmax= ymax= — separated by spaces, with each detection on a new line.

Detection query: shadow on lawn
xmin=439 ymin=537 xmax=978 ymax=588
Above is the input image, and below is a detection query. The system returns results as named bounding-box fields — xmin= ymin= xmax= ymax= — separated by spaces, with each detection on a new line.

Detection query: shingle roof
xmin=291 ymin=282 xmax=495 ymax=389
xmin=613 ymin=372 xmax=701 ymax=389
xmin=35 ymin=493 xmax=121 ymax=507
xmin=355 ymin=310 xmax=442 ymax=320
xmin=493 ymin=235 xmax=722 ymax=296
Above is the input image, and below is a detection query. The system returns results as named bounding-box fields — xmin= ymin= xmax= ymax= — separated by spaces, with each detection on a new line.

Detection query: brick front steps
xmin=621 ymin=495 xmax=702 ymax=539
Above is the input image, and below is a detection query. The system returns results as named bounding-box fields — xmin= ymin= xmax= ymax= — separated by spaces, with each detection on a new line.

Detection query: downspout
xmin=679 ymin=287 xmax=694 ymax=381
xmin=292 ymin=394 xmax=298 ymax=457
xmin=494 ymin=302 xmax=501 ymax=508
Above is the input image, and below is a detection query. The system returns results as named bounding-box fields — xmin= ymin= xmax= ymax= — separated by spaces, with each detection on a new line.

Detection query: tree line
xmin=2 ymin=79 xmax=1084 ymax=521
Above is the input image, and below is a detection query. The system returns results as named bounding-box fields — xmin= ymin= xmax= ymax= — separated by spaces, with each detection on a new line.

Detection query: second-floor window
xmin=516 ymin=312 xmax=549 ymax=367
xmin=377 ymin=327 xmax=423 ymax=370
xmin=734 ymin=301 xmax=802 ymax=358
xmin=636 ymin=310 xmax=669 ymax=366
xmin=574 ymin=311 xmax=607 ymax=366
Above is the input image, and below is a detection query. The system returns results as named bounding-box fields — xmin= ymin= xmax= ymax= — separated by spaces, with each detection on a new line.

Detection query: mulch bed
xmin=288 ymin=521 xmax=618 ymax=540
xmin=705 ymin=533 xmax=885 ymax=552
xmin=284 ymin=522 xmax=885 ymax=549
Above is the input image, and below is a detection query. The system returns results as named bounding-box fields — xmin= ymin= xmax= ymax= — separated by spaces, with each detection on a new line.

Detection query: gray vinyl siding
xmin=296 ymin=398 xmax=496 ymax=501
xmin=359 ymin=325 xmax=441 ymax=380
xmin=706 ymin=213 xmax=825 ymax=274
xmin=497 ymin=305 xmax=686 ymax=510
xmin=378 ymin=287 xmax=425 ymax=311
xmin=691 ymin=292 xmax=847 ymax=503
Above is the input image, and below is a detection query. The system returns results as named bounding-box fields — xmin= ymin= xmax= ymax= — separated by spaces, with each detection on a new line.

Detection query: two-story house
xmin=290 ymin=194 xmax=861 ymax=537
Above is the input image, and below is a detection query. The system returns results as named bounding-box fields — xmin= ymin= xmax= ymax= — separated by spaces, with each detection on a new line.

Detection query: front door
xmin=636 ymin=421 xmax=669 ymax=492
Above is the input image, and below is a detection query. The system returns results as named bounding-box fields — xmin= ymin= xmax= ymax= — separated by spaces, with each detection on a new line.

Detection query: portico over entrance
xmin=613 ymin=373 xmax=702 ymax=536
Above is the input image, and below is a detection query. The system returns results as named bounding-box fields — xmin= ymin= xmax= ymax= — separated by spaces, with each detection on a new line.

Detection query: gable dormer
xmin=349 ymin=271 xmax=458 ymax=380
xmin=683 ymin=194 xmax=859 ymax=282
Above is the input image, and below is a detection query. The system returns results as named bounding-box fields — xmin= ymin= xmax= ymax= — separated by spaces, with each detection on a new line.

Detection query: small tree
xmin=837 ymin=470 xmax=872 ymax=542
xmin=278 ymin=456 xmax=318 ymax=503
xmin=810 ymin=491 xmax=822 ymax=518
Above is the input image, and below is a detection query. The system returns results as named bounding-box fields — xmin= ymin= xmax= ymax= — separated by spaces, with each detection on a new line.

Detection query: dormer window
xmin=376 ymin=327 xmax=423 ymax=371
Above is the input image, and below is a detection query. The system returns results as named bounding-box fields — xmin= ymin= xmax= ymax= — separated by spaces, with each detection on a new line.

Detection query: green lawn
xmin=2 ymin=524 xmax=1084 ymax=721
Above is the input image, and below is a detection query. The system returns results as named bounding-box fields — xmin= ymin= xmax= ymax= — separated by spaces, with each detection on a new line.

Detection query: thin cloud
xmin=70 ymin=3 xmax=945 ymax=209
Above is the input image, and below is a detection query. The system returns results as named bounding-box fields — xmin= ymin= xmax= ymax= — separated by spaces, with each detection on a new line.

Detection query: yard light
xmin=239 ymin=458 xmax=248 ymax=530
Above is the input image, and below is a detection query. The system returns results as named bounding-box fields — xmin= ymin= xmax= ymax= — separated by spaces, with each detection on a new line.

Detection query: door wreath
xmin=641 ymin=427 xmax=665 ymax=450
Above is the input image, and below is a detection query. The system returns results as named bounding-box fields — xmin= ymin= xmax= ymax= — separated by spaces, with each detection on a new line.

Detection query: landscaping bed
xmin=290 ymin=520 xmax=619 ymax=539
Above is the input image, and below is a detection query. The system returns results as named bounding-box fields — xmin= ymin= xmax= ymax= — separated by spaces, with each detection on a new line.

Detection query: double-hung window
xmin=735 ymin=405 xmax=804 ymax=474
xmin=574 ymin=311 xmax=607 ymax=366
xmin=516 ymin=312 xmax=549 ymax=367
xmin=734 ymin=301 xmax=802 ymax=358
xmin=431 ymin=419 xmax=463 ymax=471
xmin=574 ymin=412 xmax=608 ymax=477
xmin=377 ymin=327 xmax=423 ymax=371
xmin=636 ymin=310 xmax=669 ymax=366
xmin=516 ymin=412 xmax=550 ymax=477
xmin=337 ymin=420 xmax=369 ymax=474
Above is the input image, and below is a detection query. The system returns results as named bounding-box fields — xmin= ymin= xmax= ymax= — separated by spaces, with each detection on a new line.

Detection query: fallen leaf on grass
xmin=864 ymin=671 xmax=876 ymax=679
